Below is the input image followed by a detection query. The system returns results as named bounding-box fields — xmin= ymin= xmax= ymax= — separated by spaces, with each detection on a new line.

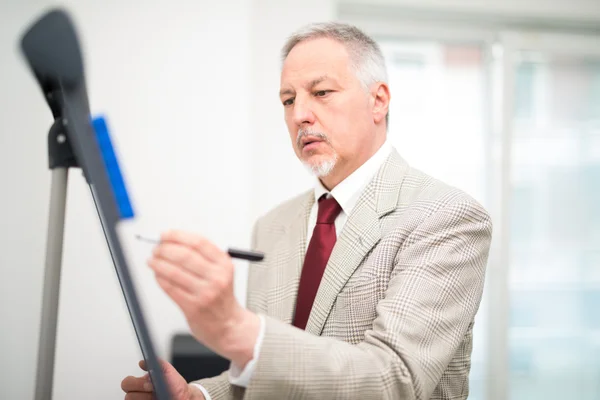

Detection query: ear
xmin=371 ymin=82 xmax=390 ymax=125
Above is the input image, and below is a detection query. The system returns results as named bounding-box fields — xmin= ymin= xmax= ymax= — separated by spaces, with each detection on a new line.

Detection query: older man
xmin=122 ymin=22 xmax=492 ymax=400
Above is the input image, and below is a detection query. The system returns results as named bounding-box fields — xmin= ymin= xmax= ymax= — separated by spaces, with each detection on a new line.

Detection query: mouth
xmin=300 ymin=136 xmax=324 ymax=149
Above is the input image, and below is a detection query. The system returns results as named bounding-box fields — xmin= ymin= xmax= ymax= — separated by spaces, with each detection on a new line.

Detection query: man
xmin=122 ymin=22 xmax=492 ymax=400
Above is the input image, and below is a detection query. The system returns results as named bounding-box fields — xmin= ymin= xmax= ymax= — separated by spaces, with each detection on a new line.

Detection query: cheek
xmin=330 ymin=109 xmax=371 ymax=154
xmin=285 ymin=117 xmax=300 ymax=152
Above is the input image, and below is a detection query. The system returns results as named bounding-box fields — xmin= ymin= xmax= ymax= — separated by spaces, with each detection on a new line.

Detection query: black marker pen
xmin=135 ymin=235 xmax=264 ymax=262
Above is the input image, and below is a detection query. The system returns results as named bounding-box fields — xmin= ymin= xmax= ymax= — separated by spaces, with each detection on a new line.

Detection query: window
xmin=507 ymin=46 xmax=600 ymax=400
xmin=342 ymin=8 xmax=600 ymax=399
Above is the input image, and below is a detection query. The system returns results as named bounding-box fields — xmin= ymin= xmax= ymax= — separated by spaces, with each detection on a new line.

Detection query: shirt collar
xmin=314 ymin=139 xmax=393 ymax=216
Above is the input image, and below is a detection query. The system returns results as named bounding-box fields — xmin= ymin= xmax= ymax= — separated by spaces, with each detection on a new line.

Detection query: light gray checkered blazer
xmin=194 ymin=149 xmax=493 ymax=400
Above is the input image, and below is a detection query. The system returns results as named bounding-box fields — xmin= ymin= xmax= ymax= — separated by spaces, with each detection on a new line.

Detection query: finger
xmin=161 ymin=230 xmax=226 ymax=263
xmin=121 ymin=375 xmax=152 ymax=393
xmin=152 ymin=243 xmax=213 ymax=279
xmin=158 ymin=358 xmax=173 ymax=373
xmin=142 ymin=358 xmax=171 ymax=373
xmin=156 ymin=275 xmax=203 ymax=313
xmin=125 ymin=393 xmax=153 ymax=400
xmin=148 ymin=257 xmax=198 ymax=294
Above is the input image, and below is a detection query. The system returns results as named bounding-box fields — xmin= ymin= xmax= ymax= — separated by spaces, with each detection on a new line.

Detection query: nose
xmin=291 ymin=94 xmax=315 ymax=127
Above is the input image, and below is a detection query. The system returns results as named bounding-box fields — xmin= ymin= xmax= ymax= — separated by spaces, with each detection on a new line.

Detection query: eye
xmin=315 ymin=90 xmax=330 ymax=97
xmin=283 ymin=97 xmax=295 ymax=106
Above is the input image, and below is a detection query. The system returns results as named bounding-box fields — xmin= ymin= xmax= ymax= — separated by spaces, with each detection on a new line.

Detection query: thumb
xmin=139 ymin=358 xmax=173 ymax=373
xmin=159 ymin=358 xmax=175 ymax=373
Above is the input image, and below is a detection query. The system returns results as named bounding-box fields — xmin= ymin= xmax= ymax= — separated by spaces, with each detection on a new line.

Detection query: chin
xmin=302 ymin=154 xmax=338 ymax=177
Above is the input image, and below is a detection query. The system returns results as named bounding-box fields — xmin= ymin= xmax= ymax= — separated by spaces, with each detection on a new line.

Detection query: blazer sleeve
xmin=242 ymin=198 xmax=493 ymax=400
xmin=191 ymin=371 xmax=244 ymax=400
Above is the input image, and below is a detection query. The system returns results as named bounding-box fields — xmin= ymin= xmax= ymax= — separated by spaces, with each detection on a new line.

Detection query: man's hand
xmin=121 ymin=359 xmax=205 ymax=400
xmin=148 ymin=230 xmax=261 ymax=368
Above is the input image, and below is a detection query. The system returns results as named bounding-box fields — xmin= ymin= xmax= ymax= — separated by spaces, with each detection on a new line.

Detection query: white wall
xmin=2 ymin=0 xmax=598 ymax=399
xmin=0 ymin=1 xmax=253 ymax=399
xmin=0 ymin=2 xmax=54 ymax=400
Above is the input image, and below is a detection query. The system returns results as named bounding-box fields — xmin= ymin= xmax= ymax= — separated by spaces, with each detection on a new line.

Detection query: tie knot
xmin=317 ymin=195 xmax=342 ymax=224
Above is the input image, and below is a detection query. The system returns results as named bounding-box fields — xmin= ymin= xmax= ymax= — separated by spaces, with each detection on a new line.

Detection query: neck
xmin=319 ymin=135 xmax=386 ymax=191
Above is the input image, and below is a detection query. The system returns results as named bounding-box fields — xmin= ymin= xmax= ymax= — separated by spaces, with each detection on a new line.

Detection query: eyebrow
xmin=279 ymin=75 xmax=330 ymax=97
xmin=308 ymin=75 xmax=329 ymax=89
xmin=279 ymin=88 xmax=294 ymax=97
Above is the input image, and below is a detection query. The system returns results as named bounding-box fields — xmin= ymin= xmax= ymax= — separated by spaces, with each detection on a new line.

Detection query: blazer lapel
xmin=305 ymin=150 xmax=409 ymax=335
xmin=266 ymin=191 xmax=314 ymax=324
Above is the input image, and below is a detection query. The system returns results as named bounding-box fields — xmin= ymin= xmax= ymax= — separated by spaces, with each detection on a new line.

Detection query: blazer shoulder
xmin=400 ymin=165 xmax=491 ymax=222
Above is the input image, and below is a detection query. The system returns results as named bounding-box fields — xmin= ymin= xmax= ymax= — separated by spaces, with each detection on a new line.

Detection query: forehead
xmin=280 ymin=37 xmax=354 ymax=86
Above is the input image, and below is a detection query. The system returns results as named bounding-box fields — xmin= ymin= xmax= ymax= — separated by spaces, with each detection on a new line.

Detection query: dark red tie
xmin=292 ymin=195 xmax=342 ymax=330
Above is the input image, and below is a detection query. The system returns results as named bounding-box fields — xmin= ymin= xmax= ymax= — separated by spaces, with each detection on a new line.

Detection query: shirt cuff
xmin=227 ymin=314 xmax=266 ymax=388
xmin=190 ymin=383 xmax=212 ymax=400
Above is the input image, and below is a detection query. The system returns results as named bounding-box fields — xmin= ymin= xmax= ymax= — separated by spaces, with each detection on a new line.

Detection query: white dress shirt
xmin=193 ymin=140 xmax=392 ymax=398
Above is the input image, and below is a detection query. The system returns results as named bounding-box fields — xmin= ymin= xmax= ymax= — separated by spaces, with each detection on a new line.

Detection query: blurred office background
xmin=0 ymin=0 xmax=598 ymax=399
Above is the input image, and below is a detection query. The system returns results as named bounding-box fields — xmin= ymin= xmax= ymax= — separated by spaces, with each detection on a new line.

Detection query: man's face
xmin=279 ymin=37 xmax=382 ymax=181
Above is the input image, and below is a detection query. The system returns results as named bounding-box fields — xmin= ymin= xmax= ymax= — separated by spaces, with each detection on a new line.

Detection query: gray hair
xmin=281 ymin=22 xmax=389 ymax=125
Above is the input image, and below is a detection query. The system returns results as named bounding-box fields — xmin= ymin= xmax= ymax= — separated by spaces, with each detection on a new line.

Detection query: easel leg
xmin=35 ymin=168 xmax=68 ymax=400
